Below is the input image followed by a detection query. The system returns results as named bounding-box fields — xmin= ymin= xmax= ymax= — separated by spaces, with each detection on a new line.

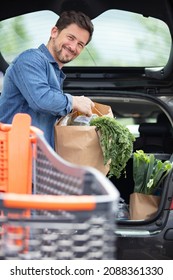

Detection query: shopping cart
xmin=0 ymin=113 xmax=119 ymax=260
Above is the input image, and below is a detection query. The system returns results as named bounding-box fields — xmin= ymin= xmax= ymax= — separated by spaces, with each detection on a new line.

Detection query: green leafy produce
xmin=90 ymin=116 xmax=135 ymax=178
xmin=133 ymin=150 xmax=172 ymax=194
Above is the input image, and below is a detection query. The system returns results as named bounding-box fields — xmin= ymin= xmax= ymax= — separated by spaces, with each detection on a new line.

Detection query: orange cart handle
xmin=1 ymin=193 xmax=96 ymax=211
xmin=0 ymin=121 xmax=43 ymax=143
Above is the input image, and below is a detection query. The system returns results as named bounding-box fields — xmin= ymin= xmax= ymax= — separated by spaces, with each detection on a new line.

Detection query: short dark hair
xmin=55 ymin=10 xmax=94 ymax=45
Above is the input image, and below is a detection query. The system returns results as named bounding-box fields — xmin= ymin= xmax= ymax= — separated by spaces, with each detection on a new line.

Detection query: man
xmin=0 ymin=10 xmax=94 ymax=148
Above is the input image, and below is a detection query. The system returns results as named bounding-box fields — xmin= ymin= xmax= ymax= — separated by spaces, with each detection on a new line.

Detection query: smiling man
xmin=0 ymin=10 xmax=94 ymax=148
xmin=48 ymin=23 xmax=89 ymax=67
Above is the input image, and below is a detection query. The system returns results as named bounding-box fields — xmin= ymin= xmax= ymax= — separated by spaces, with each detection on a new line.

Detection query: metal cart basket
xmin=0 ymin=113 xmax=119 ymax=260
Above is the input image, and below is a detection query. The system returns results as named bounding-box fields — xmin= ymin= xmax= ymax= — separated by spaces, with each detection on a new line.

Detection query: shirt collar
xmin=38 ymin=43 xmax=66 ymax=79
xmin=39 ymin=44 xmax=56 ymax=63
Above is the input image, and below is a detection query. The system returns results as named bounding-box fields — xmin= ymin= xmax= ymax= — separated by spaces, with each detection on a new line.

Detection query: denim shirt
xmin=0 ymin=44 xmax=73 ymax=148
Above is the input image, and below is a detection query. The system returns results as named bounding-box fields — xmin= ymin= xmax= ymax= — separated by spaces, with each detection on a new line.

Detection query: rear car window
xmin=0 ymin=9 xmax=171 ymax=67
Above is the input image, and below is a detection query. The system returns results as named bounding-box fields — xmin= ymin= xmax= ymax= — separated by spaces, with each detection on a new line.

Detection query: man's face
xmin=50 ymin=23 xmax=90 ymax=67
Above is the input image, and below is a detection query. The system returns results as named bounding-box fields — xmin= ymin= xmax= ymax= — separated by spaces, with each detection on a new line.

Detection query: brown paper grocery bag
xmin=91 ymin=102 xmax=113 ymax=117
xmin=54 ymin=102 xmax=113 ymax=175
xmin=129 ymin=192 xmax=161 ymax=220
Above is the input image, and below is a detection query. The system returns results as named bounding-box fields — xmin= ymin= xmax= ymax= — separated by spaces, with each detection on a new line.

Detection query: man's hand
xmin=72 ymin=96 xmax=95 ymax=116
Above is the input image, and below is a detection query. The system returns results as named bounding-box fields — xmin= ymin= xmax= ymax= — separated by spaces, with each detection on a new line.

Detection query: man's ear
xmin=51 ymin=26 xmax=59 ymax=38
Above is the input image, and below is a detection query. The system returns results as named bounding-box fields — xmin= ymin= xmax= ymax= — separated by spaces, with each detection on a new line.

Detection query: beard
xmin=54 ymin=45 xmax=76 ymax=64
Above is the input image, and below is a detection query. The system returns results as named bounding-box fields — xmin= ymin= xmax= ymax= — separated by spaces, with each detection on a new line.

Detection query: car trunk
xmin=63 ymin=66 xmax=173 ymax=246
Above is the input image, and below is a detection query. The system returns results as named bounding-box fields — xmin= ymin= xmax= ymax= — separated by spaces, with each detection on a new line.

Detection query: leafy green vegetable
xmin=90 ymin=116 xmax=135 ymax=178
xmin=133 ymin=150 xmax=172 ymax=195
xmin=133 ymin=150 xmax=150 ymax=193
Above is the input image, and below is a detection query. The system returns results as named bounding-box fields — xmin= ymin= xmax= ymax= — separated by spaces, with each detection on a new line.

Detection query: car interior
xmin=91 ymin=97 xmax=173 ymax=208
